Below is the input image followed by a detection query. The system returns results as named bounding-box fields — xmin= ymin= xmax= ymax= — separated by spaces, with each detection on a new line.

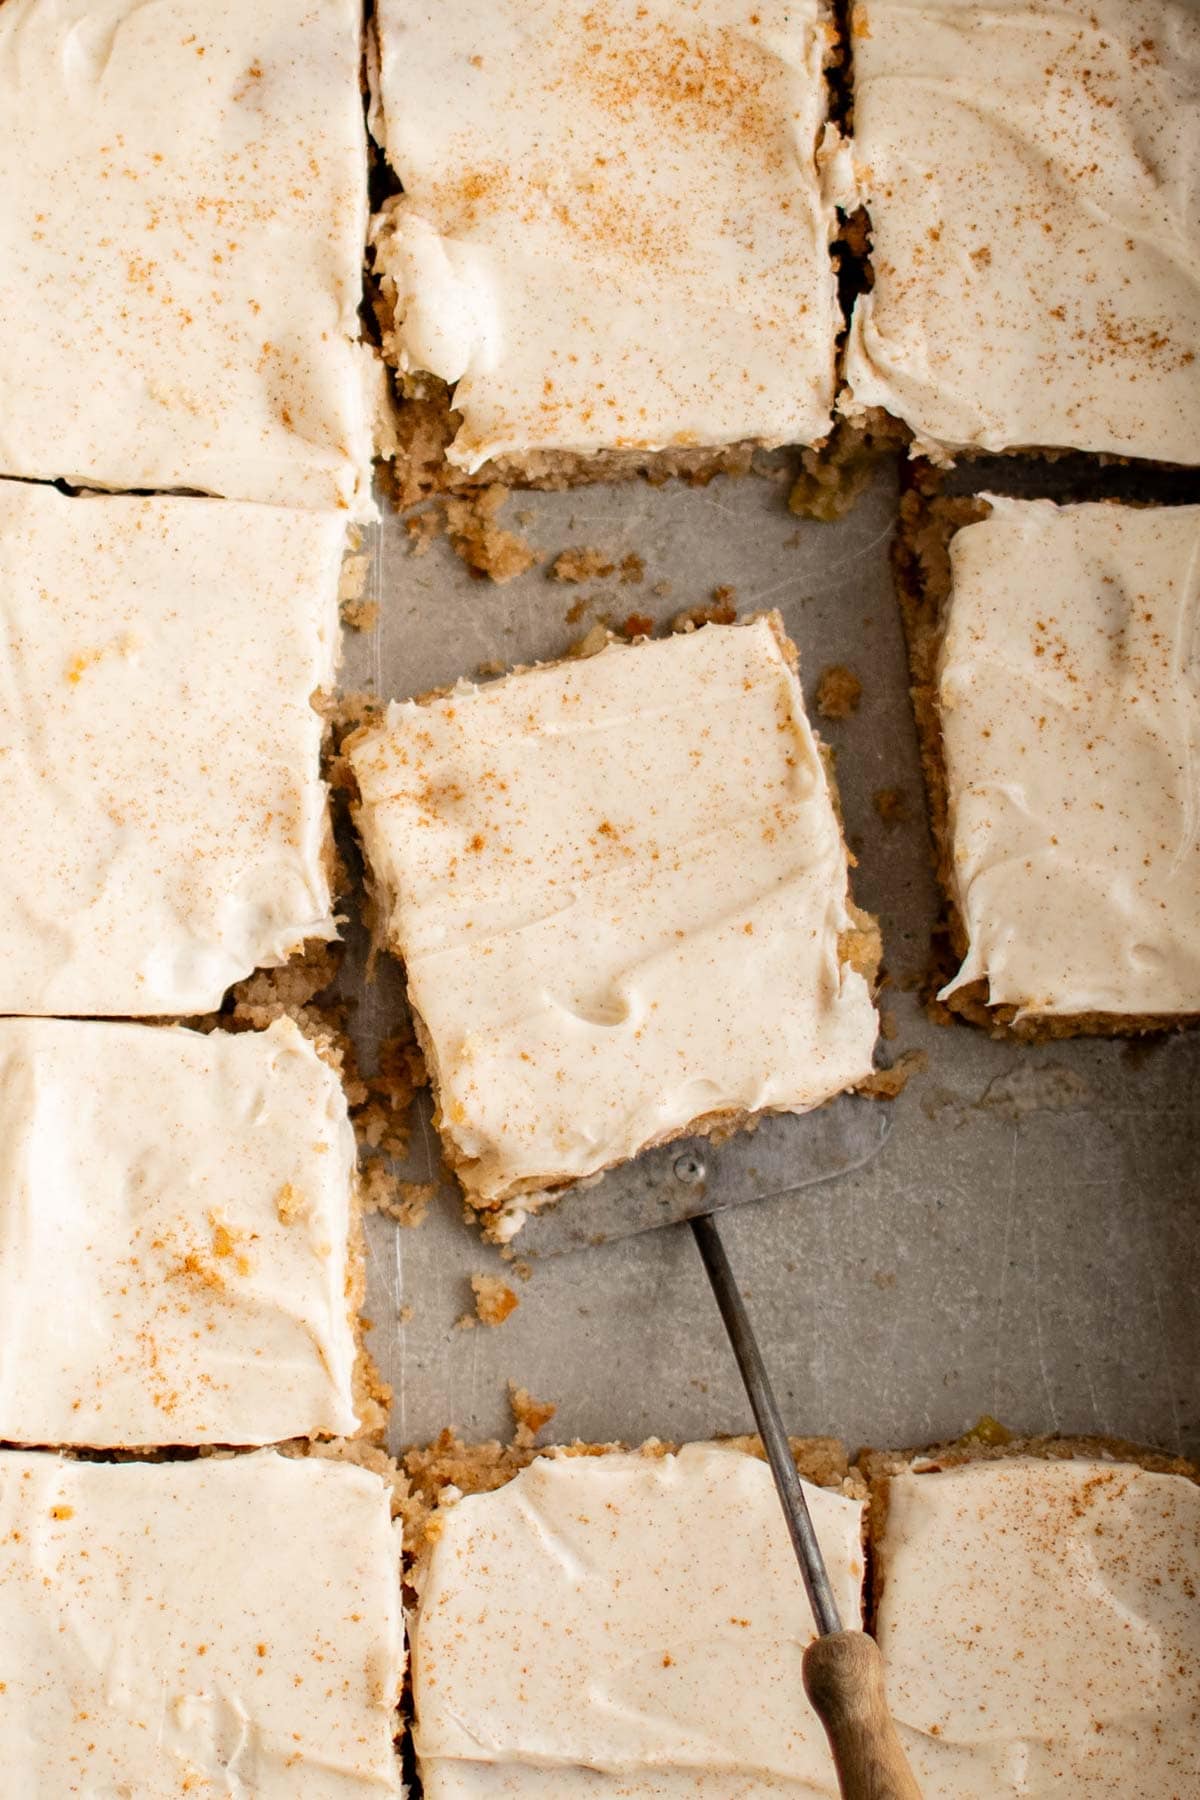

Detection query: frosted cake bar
xmin=371 ymin=0 xmax=845 ymax=481
xmin=842 ymin=0 xmax=1200 ymax=464
xmin=349 ymin=617 xmax=879 ymax=1236
xmin=0 ymin=482 xmax=342 ymax=1016
xmin=0 ymin=1017 xmax=363 ymax=1448
xmin=872 ymin=1452 xmax=1200 ymax=1794
xmin=0 ymin=0 xmax=378 ymax=511
xmin=408 ymin=1440 xmax=865 ymax=1797
xmin=0 ymin=1451 xmax=404 ymax=1795
xmin=925 ymin=497 xmax=1200 ymax=1028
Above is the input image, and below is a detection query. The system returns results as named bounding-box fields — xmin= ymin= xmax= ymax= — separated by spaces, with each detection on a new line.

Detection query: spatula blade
xmin=515 ymin=1094 xmax=892 ymax=1257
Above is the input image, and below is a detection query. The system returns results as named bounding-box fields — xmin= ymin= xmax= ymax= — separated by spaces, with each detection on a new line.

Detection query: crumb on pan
xmin=815 ymin=664 xmax=863 ymax=719
xmin=549 ymin=547 xmax=616 ymax=582
xmin=671 ymin=588 xmax=738 ymax=633
xmin=337 ymin=553 xmax=377 ymax=632
xmin=549 ymin=547 xmax=646 ymax=586
xmin=858 ymin=1047 xmax=928 ymax=1098
xmin=566 ymin=621 xmax=611 ymax=659
xmin=443 ymin=485 xmax=538 ymax=584
xmin=509 ymin=1383 xmax=558 ymax=1445
xmin=872 ymin=785 xmax=910 ymax=826
xmin=404 ymin=505 xmax=443 ymax=558
xmin=620 ymin=611 xmax=655 ymax=639
xmin=361 ymin=1168 xmax=436 ymax=1230
xmin=470 ymin=1273 xmax=520 ymax=1327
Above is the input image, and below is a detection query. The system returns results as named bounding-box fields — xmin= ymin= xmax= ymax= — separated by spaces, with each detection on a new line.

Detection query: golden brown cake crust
xmin=400 ymin=1429 xmax=860 ymax=1561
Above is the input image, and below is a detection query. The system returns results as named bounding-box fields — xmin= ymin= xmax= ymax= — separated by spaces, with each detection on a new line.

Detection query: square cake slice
xmin=0 ymin=0 xmax=377 ymax=511
xmin=349 ymin=616 xmax=879 ymax=1234
xmin=406 ymin=1439 xmax=865 ymax=1797
xmin=0 ymin=1017 xmax=363 ymax=1448
xmin=371 ymin=0 xmax=844 ymax=483
xmin=0 ymin=1451 xmax=404 ymax=1795
xmin=915 ymin=496 xmax=1200 ymax=1031
xmin=870 ymin=1449 xmax=1200 ymax=1794
xmin=0 ymin=481 xmax=342 ymax=1016
xmin=841 ymin=0 xmax=1200 ymax=464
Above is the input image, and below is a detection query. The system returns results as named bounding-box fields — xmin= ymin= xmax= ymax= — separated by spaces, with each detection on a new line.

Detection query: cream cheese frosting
xmin=0 ymin=481 xmax=342 ymax=1016
xmin=936 ymin=497 xmax=1200 ymax=1018
xmin=875 ymin=1457 xmax=1200 ymax=1794
xmin=349 ymin=618 xmax=879 ymax=1223
xmin=371 ymin=0 xmax=844 ymax=472
xmin=841 ymin=0 xmax=1200 ymax=463
xmin=0 ymin=0 xmax=378 ymax=511
xmin=0 ymin=1017 xmax=360 ymax=1447
xmin=0 ymin=1450 xmax=404 ymax=1795
xmin=412 ymin=1443 xmax=865 ymax=1796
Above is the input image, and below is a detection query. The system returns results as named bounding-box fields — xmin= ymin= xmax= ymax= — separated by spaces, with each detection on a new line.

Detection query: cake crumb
xmin=672 ymin=588 xmax=738 ymax=632
xmin=509 ymin=1382 xmax=557 ymax=1447
xmin=859 ymin=1048 xmax=928 ymax=1098
xmin=444 ymin=485 xmax=538 ymax=584
xmin=275 ymin=1181 xmax=308 ymax=1225
xmin=620 ymin=611 xmax=655 ymax=639
xmin=405 ymin=506 xmax=443 ymax=558
xmin=873 ymin=785 xmax=910 ymax=826
xmin=815 ymin=666 xmax=863 ymax=719
xmin=341 ymin=595 xmax=380 ymax=633
xmin=361 ymin=1167 xmax=436 ymax=1229
xmin=351 ymin=1031 xmax=428 ymax=1162
xmin=469 ymin=1273 xmax=520 ymax=1327
xmin=567 ymin=621 xmax=610 ymax=659
xmin=224 ymin=944 xmax=341 ymax=1032
xmin=337 ymin=553 xmax=375 ymax=632
xmin=399 ymin=1304 xmax=414 ymax=1325
xmin=549 ymin=546 xmax=615 ymax=583
xmin=619 ymin=552 xmax=645 ymax=584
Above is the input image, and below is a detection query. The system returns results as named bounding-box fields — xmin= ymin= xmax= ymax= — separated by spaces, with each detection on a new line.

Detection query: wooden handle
xmin=803 ymin=1631 xmax=923 ymax=1800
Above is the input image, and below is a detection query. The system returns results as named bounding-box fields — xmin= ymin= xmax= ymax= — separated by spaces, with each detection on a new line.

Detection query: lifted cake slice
xmin=349 ymin=616 xmax=879 ymax=1236
xmin=0 ymin=481 xmax=343 ymax=1016
xmin=0 ymin=1451 xmax=404 ymax=1795
xmin=371 ymin=0 xmax=846 ymax=486
xmin=0 ymin=1018 xmax=365 ymax=1449
xmin=904 ymin=495 xmax=1200 ymax=1032
xmin=404 ymin=1437 xmax=865 ymax=1797
xmin=867 ymin=1443 xmax=1200 ymax=1795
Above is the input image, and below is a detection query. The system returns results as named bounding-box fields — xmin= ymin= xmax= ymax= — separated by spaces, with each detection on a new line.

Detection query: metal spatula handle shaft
xmin=690 ymin=1211 xmax=842 ymax=1633
xmin=690 ymin=1212 xmax=923 ymax=1800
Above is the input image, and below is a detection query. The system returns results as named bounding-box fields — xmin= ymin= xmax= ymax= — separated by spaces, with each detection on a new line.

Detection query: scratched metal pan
xmin=339 ymin=456 xmax=1200 ymax=1462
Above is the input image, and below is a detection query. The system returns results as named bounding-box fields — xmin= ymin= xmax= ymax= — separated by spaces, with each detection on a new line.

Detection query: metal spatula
xmin=518 ymin=1095 xmax=923 ymax=1800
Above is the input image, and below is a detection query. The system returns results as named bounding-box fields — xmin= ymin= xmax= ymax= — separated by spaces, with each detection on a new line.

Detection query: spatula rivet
xmin=673 ymin=1153 xmax=706 ymax=1185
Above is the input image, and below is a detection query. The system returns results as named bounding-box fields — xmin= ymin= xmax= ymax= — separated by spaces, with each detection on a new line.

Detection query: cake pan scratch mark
xmin=1143 ymin=1236 xmax=1183 ymax=1456
xmin=1029 ymin=1191 xmax=1060 ymax=1433
xmin=990 ymin=1131 xmax=1020 ymax=1420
